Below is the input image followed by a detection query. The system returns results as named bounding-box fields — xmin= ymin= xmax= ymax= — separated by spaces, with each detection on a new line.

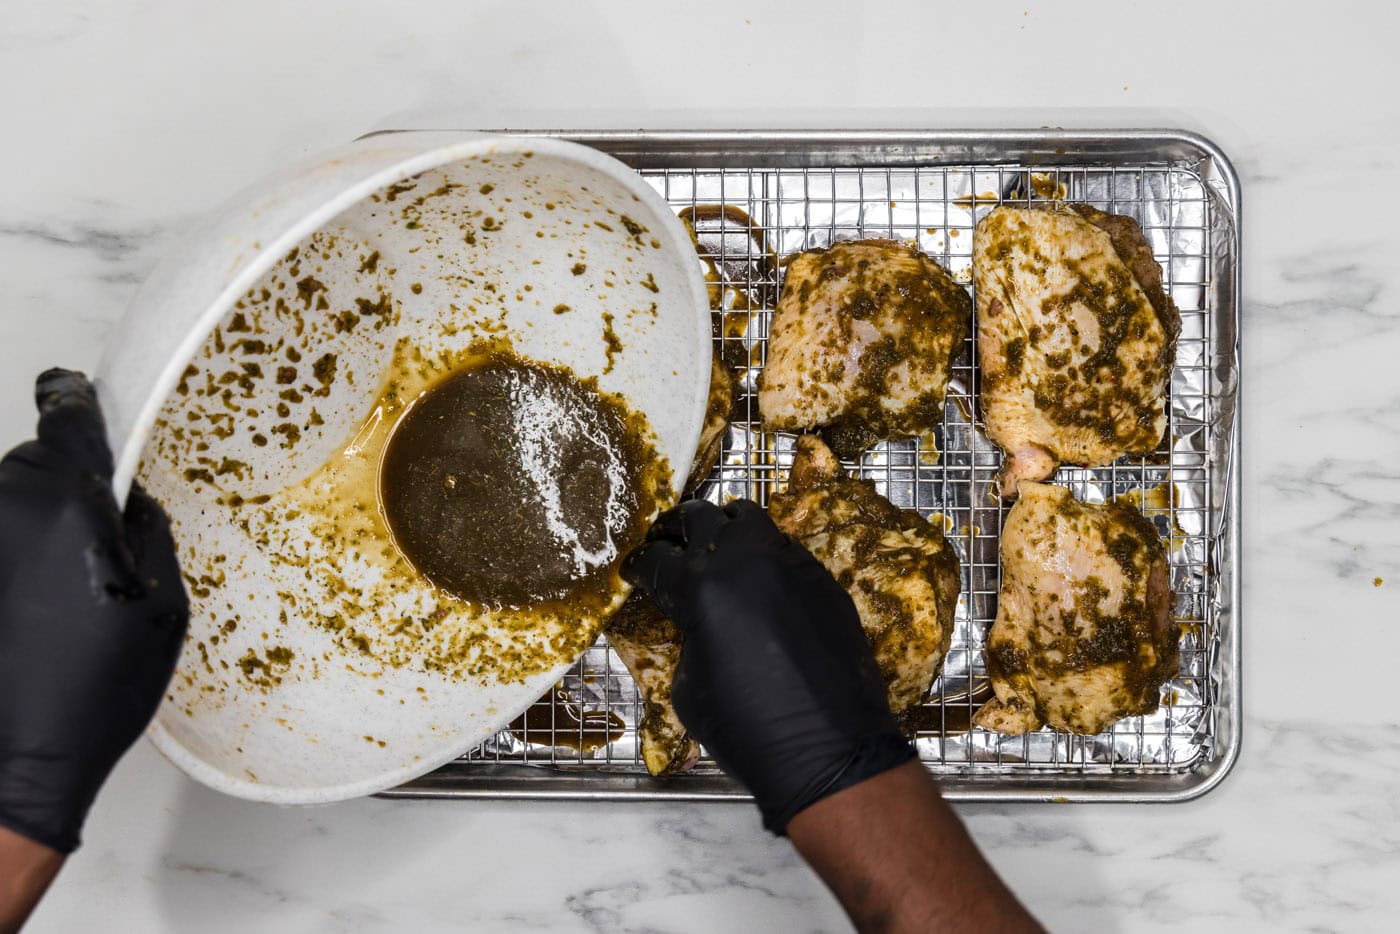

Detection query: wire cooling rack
xmin=386 ymin=131 xmax=1241 ymax=802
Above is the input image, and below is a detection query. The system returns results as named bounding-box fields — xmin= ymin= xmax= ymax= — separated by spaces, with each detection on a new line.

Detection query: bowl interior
xmin=137 ymin=142 xmax=709 ymax=801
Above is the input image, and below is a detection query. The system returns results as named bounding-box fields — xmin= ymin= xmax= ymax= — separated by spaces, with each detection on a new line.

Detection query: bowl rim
xmin=139 ymin=132 xmax=714 ymax=803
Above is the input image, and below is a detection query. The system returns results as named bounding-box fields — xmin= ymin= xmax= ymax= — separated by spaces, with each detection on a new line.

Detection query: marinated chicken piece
xmin=974 ymin=205 xmax=1181 ymax=497
xmin=768 ymin=435 xmax=962 ymax=713
xmin=974 ymin=481 xmax=1177 ymax=736
xmin=605 ymin=355 xmax=733 ymax=776
xmin=606 ymin=596 xmax=700 ymax=776
xmin=684 ymin=352 xmax=737 ymax=492
xmin=759 ymin=239 xmax=971 ymax=459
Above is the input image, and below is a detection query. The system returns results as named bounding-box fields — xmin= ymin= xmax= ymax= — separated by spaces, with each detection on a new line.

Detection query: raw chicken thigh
xmin=684 ymin=352 xmax=737 ymax=492
xmin=607 ymin=596 xmax=700 ymax=776
xmin=605 ymin=351 xmax=735 ymax=776
xmin=759 ymin=239 xmax=971 ymax=459
xmin=975 ymin=481 xmax=1177 ymax=736
xmin=769 ymin=435 xmax=962 ymax=713
xmin=973 ymin=205 xmax=1181 ymax=497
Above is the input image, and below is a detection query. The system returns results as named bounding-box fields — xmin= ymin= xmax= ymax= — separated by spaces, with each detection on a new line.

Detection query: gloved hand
xmin=0 ymin=369 xmax=188 ymax=854
xmin=624 ymin=499 xmax=914 ymax=834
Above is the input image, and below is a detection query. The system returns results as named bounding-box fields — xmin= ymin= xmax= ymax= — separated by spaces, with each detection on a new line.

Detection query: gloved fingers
xmin=122 ymin=483 xmax=174 ymax=570
xmin=648 ymin=499 xmax=727 ymax=548
xmin=33 ymin=369 xmax=114 ymax=479
xmin=621 ymin=538 xmax=688 ymax=620
xmin=0 ymin=439 xmax=52 ymax=474
xmin=644 ymin=503 xmax=685 ymax=543
xmin=73 ymin=470 xmax=149 ymax=602
xmin=722 ymin=497 xmax=791 ymax=548
xmin=720 ymin=498 xmax=766 ymax=521
xmin=123 ymin=483 xmax=190 ymax=630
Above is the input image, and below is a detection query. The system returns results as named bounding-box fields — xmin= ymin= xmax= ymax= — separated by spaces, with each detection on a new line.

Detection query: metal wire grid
xmin=458 ymin=161 xmax=1222 ymax=782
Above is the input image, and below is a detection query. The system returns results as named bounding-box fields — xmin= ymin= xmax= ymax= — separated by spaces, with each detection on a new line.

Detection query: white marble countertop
xmin=4 ymin=2 xmax=1398 ymax=931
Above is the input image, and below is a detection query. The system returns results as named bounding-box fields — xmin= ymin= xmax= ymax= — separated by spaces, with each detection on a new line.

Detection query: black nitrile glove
xmin=624 ymin=499 xmax=914 ymax=834
xmin=0 ymin=369 xmax=188 ymax=854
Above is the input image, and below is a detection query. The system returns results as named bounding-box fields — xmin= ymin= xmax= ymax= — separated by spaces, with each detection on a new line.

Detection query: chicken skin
xmin=684 ymin=352 xmax=737 ymax=492
xmin=604 ymin=351 xmax=734 ymax=776
xmin=973 ymin=205 xmax=1181 ymax=497
xmin=759 ymin=240 xmax=971 ymax=459
xmin=606 ymin=596 xmax=701 ymax=776
xmin=974 ymin=481 xmax=1177 ymax=736
xmin=768 ymin=435 xmax=962 ymax=713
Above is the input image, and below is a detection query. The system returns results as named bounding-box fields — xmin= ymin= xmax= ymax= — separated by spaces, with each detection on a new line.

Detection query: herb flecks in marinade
xmin=380 ymin=350 xmax=661 ymax=611
xmin=976 ymin=483 xmax=1176 ymax=736
xmin=972 ymin=204 xmax=1181 ymax=495
xmin=758 ymin=239 xmax=971 ymax=460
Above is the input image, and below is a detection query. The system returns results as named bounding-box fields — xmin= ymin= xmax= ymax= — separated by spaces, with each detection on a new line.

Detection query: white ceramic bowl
xmin=96 ymin=131 xmax=711 ymax=803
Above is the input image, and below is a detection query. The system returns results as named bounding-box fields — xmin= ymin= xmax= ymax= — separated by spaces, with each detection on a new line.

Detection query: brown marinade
xmin=379 ymin=351 xmax=659 ymax=610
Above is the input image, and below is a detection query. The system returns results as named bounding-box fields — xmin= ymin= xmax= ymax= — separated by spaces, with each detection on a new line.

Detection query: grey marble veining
xmin=4 ymin=1 xmax=1400 ymax=931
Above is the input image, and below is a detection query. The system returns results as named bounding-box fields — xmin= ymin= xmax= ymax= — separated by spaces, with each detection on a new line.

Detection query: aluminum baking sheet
xmin=383 ymin=130 xmax=1241 ymax=803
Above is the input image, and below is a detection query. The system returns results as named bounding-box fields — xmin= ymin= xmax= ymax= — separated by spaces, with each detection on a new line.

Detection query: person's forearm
xmin=0 ymin=824 xmax=65 ymax=933
xmin=788 ymin=761 xmax=1042 ymax=934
